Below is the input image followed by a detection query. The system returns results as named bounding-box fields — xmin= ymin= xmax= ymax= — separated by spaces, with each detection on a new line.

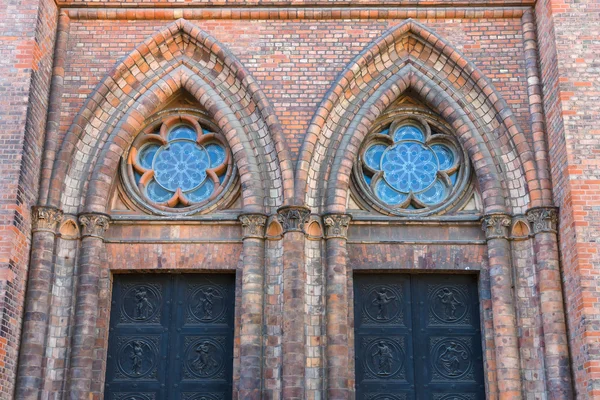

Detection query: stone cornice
xmin=239 ymin=213 xmax=268 ymax=239
xmin=481 ymin=213 xmax=512 ymax=240
xmin=78 ymin=213 xmax=110 ymax=239
xmin=526 ymin=206 xmax=558 ymax=235
xmin=32 ymin=206 xmax=64 ymax=234
xmin=276 ymin=206 xmax=311 ymax=234
xmin=323 ymin=214 xmax=352 ymax=240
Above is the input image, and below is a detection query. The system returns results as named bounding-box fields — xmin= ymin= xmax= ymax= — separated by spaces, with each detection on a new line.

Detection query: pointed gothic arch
xmin=47 ymin=18 xmax=293 ymax=215
xmin=296 ymin=19 xmax=550 ymax=215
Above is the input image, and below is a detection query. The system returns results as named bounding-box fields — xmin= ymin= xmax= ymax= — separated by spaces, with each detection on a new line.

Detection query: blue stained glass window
xmin=168 ymin=125 xmax=197 ymax=141
xmin=362 ymin=122 xmax=460 ymax=208
xmin=393 ymin=125 xmax=425 ymax=142
xmin=146 ymin=180 xmax=173 ymax=203
xmin=431 ymin=144 xmax=455 ymax=170
xmin=364 ymin=144 xmax=387 ymax=170
xmin=186 ymin=179 xmax=215 ymax=202
xmin=375 ymin=179 xmax=408 ymax=205
xmin=205 ymin=144 xmax=226 ymax=168
xmin=133 ymin=124 xmax=229 ymax=206
xmin=138 ymin=144 xmax=160 ymax=169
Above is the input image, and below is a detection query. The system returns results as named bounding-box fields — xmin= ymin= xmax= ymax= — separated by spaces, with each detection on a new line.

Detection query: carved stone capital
xmin=482 ymin=213 xmax=512 ymax=240
xmin=239 ymin=214 xmax=267 ymax=239
xmin=32 ymin=206 xmax=63 ymax=233
xmin=78 ymin=213 xmax=110 ymax=239
xmin=276 ymin=206 xmax=310 ymax=233
xmin=526 ymin=206 xmax=558 ymax=234
xmin=323 ymin=214 xmax=352 ymax=239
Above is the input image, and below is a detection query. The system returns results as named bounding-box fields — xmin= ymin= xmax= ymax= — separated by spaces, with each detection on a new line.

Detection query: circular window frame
xmin=120 ymin=110 xmax=239 ymax=216
xmin=352 ymin=112 xmax=474 ymax=217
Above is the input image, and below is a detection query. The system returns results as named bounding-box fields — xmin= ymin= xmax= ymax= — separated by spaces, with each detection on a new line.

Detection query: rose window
xmin=123 ymin=115 xmax=234 ymax=213
xmin=355 ymin=117 xmax=469 ymax=214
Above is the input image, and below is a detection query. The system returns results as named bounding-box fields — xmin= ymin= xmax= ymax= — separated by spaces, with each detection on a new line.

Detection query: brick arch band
xmin=47 ymin=18 xmax=293 ymax=214
xmin=296 ymin=20 xmax=572 ymax=399
xmin=16 ymin=19 xmax=292 ymax=400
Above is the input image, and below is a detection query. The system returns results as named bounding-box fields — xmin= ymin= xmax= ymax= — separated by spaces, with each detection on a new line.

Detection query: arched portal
xmin=297 ymin=19 xmax=571 ymax=400
xmin=15 ymin=19 xmax=292 ymax=400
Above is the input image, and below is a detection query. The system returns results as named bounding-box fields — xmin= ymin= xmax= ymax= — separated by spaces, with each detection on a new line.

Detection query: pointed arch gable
xmin=48 ymin=18 xmax=293 ymax=215
xmin=297 ymin=19 xmax=546 ymax=215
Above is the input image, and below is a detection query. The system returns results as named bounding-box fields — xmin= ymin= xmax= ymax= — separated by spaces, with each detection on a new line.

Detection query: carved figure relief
xmin=115 ymin=337 xmax=158 ymax=380
xmin=431 ymin=338 xmax=473 ymax=381
xmin=362 ymin=285 xmax=402 ymax=324
xmin=183 ymin=337 xmax=226 ymax=379
xmin=187 ymin=285 xmax=226 ymax=323
xmin=429 ymin=285 xmax=470 ymax=325
xmin=363 ymin=337 xmax=405 ymax=380
xmin=120 ymin=284 xmax=161 ymax=324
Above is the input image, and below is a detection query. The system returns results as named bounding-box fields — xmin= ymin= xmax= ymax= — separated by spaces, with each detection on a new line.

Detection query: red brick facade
xmin=1 ymin=0 xmax=597 ymax=398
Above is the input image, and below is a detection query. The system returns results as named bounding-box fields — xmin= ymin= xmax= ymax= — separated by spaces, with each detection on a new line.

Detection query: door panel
xmin=354 ymin=274 xmax=415 ymax=400
xmin=105 ymin=274 xmax=235 ymax=400
xmin=354 ymin=274 xmax=485 ymax=400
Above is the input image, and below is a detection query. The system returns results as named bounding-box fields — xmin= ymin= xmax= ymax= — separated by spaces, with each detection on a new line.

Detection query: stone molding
xmin=78 ymin=213 xmax=110 ymax=239
xmin=482 ymin=213 xmax=512 ymax=240
xmin=32 ymin=206 xmax=64 ymax=233
xmin=277 ymin=206 xmax=310 ymax=233
xmin=239 ymin=213 xmax=268 ymax=239
xmin=323 ymin=214 xmax=352 ymax=239
xmin=526 ymin=206 xmax=558 ymax=234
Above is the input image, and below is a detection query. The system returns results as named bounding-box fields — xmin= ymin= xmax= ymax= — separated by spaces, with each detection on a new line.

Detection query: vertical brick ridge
xmin=15 ymin=207 xmax=63 ymax=400
xmin=527 ymin=207 xmax=574 ymax=399
xmin=238 ymin=214 xmax=267 ymax=399
xmin=323 ymin=214 xmax=352 ymax=399
xmin=277 ymin=206 xmax=310 ymax=399
xmin=67 ymin=213 xmax=110 ymax=399
xmin=521 ymin=10 xmax=554 ymax=207
xmin=38 ymin=12 xmax=70 ymax=206
xmin=482 ymin=214 xmax=523 ymax=399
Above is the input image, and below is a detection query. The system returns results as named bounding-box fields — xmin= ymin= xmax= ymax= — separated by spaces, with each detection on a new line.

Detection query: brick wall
xmin=4 ymin=0 xmax=597 ymax=398
xmin=536 ymin=0 xmax=600 ymax=397
xmin=0 ymin=0 xmax=57 ymax=395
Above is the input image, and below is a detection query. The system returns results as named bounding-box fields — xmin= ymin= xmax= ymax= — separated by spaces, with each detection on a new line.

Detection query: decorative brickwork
xmin=4 ymin=3 xmax=593 ymax=400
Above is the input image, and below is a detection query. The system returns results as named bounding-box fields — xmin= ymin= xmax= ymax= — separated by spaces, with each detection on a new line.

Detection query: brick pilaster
xmin=482 ymin=213 xmax=523 ymax=399
xmin=277 ymin=206 xmax=310 ymax=399
xmin=238 ymin=213 xmax=267 ymax=399
xmin=15 ymin=207 xmax=63 ymax=400
xmin=67 ymin=213 xmax=109 ymax=399
xmin=323 ymin=214 xmax=351 ymax=400
xmin=527 ymin=207 xmax=574 ymax=399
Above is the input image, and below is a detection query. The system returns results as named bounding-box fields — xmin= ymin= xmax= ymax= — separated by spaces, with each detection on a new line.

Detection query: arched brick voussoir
xmin=324 ymin=65 xmax=507 ymax=215
xmin=83 ymin=66 xmax=265 ymax=214
xmin=48 ymin=18 xmax=293 ymax=214
xmin=297 ymin=18 xmax=543 ymax=213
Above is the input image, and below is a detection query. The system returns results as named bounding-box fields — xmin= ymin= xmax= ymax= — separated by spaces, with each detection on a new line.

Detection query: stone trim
xmin=277 ymin=206 xmax=310 ymax=233
xmin=323 ymin=214 xmax=352 ymax=240
xmin=32 ymin=206 xmax=63 ymax=233
xmin=482 ymin=213 xmax=512 ymax=240
xmin=63 ymin=7 xmax=529 ymax=20
xmin=526 ymin=206 xmax=558 ymax=234
xmin=78 ymin=213 xmax=110 ymax=239
xmin=239 ymin=214 xmax=268 ymax=239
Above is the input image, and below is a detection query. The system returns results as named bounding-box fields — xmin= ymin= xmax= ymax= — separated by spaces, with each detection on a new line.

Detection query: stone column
xmin=482 ymin=214 xmax=523 ymax=400
xmin=527 ymin=207 xmax=574 ymax=399
xmin=323 ymin=214 xmax=351 ymax=400
xmin=15 ymin=207 xmax=63 ymax=399
xmin=68 ymin=213 xmax=110 ymax=400
xmin=277 ymin=206 xmax=310 ymax=399
xmin=238 ymin=213 xmax=267 ymax=399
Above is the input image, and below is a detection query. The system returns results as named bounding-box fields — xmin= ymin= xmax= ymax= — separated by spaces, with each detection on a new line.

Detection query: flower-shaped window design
xmin=124 ymin=115 xmax=235 ymax=213
xmin=356 ymin=117 xmax=469 ymax=214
